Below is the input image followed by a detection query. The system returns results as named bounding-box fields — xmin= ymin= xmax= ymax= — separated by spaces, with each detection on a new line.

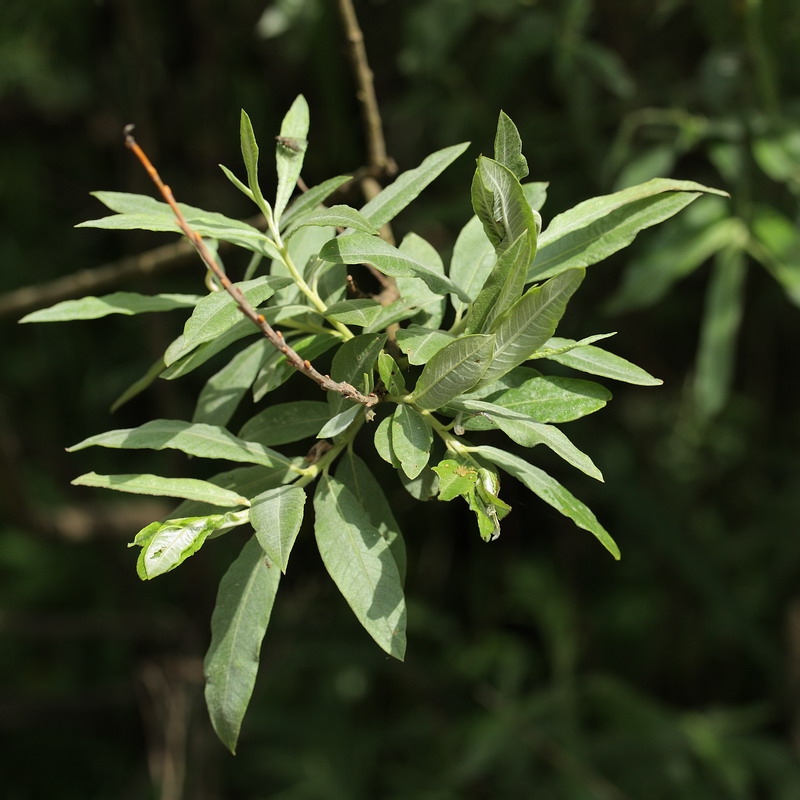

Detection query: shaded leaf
xmin=377 ymin=351 xmax=406 ymax=396
xmin=281 ymin=175 xmax=352 ymax=231
xmin=239 ymin=401 xmax=330 ymax=446
xmin=396 ymin=233 xmax=447 ymax=329
xmin=204 ymin=535 xmax=281 ymax=753
xmin=68 ymin=419 xmax=297 ymax=470
xmin=449 ymin=215 xmax=497 ymax=315
xmin=474 ymin=445 xmax=620 ymax=559
xmin=20 ymin=292 xmax=201 ymax=323
xmin=288 ymin=205 xmax=377 ymax=236
xmin=249 ymin=485 xmax=306 ymax=572
xmin=314 ymin=474 xmax=406 ymax=659
xmin=391 ymin=405 xmax=433 ymax=479
xmin=193 ymin=340 xmax=268 ymax=427
xmin=72 ymin=472 xmax=248 ymax=507
xmin=335 ymin=452 xmax=406 ymax=582
xmin=326 ymin=333 xmax=386 ymax=416
xmin=373 ymin=416 xmax=400 ymax=468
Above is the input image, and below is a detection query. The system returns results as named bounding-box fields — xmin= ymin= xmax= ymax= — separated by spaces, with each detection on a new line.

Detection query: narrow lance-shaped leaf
xmin=411 ymin=334 xmax=496 ymax=410
xmin=475 ymin=268 xmax=585 ymax=388
xmin=193 ymin=340 xmax=268 ymax=427
xmin=238 ymin=401 xmax=330 ymax=446
xmin=335 ymin=452 xmax=407 ymax=582
xmin=274 ymin=95 xmax=310 ymax=222
xmin=68 ymin=419 xmax=297 ymax=470
xmin=473 ymin=445 xmax=620 ymax=559
xmin=528 ymin=332 xmax=616 ymax=360
xmin=72 ymin=472 xmax=249 ymax=507
xmin=249 ymin=485 xmax=306 ymax=573
xmin=165 ymin=277 xmax=287 ymax=366
xmin=528 ymin=178 xmax=729 ymax=282
xmin=314 ymin=474 xmax=406 ymax=659
xmin=204 ymin=535 xmax=281 ymax=753
xmin=494 ymin=111 xmax=529 ymax=180
xmin=20 ymin=292 xmax=201 ymax=323
xmin=391 ymin=405 xmax=433 ymax=480
xmin=395 ymin=233 xmax=447 ymax=329
xmin=465 ymin=232 xmax=532 ymax=334
xmin=287 ymin=205 xmax=378 ymax=237
xmin=378 ymin=350 xmax=406 ymax=396
xmin=471 ymin=156 xmax=540 ymax=256
xmin=359 ymin=143 xmax=470 ymax=228
xmin=317 ymin=404 xmax=362 ymax=439
xmin=450 ymin=399 xmax=603 ymax=481
xmin=320 ymin=232 xmax=471 ymax=303
xmin=240 ymin=109 xmax=267 ymax=211
xmin=395 ymin=326 xmax=454 ymax=366
xmin=280 ymin=175 xmax=352 ymax=231
xmin=544 ymin=338 xmax=662 ymax=385
xmin=449 ymin=215 xmax=497 ymax=314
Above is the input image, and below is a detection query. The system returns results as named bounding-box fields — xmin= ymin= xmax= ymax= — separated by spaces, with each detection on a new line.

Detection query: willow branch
xmin=337 ymin=0 xmax=389 ymax=172
xmin=124 ymin=128 xmax=378 ymax=409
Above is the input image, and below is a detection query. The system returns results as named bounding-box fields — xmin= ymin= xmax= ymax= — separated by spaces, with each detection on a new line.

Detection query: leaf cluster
xmin=24 ymin=101 xmax=724 ymax=751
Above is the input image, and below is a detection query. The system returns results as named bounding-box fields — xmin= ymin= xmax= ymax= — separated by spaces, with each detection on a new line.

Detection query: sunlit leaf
xmin=20 ymin=292 xmax=201 ymax=323
xmin=249 ymin=485 xmax=306 ymax=573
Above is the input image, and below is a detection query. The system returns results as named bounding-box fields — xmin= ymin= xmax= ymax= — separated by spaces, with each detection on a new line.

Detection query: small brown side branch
xmin=124 ymin=128 xmax=378 ymax=409
xmin=337 ymin=0 xmax=389 ymax=172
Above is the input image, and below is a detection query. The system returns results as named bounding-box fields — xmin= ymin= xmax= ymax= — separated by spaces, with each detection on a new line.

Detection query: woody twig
xmin=124 ymin=127 xmax=378 ymax=409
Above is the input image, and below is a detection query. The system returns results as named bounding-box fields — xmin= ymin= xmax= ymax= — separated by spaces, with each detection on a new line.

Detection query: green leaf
xmin=377 ymin=351 xmax=406 ymax=396
xmin=529 ymin=332 xmax=617 ymax=360
xmin=238 ymin=401 xmax=330 ymax=446
xmin=240 ymin=109 xmax=266 ymax=209
xmin=164 ymin=277 xmax=285 ymax=366
xmin=465 ymin=232 xmax=532 ymax=334
xmin=391 ymin=405 xmax=433 ymax=479
xmin=335 ymin=452 xmax=407 ymax=583
xmin=474 ymin=445 xmax=620 ymax=559
xmin=529 ymin=178 xmax=729 ymax=282
xmin=20 ymin=292 xmax=201 ymax=323
xmin=471 ymin=371 xmax=611 ymax=425
xmin=431 ymin=458 xmax=479 ymax=501
xmin=281 ymin=175 xmax=351 ymax=231
xmin=449 ymin=215 xmax=497 ymax=315
xmin=412 ymin=334 xmax=496 ymax=410
xmin=692 ymin=246 xmax=746 ymax=421
xmin=317 ymin=404 xmax=362 ymax=439
xmin=324 ymin=299 xmax=388 ymax=327
xmin=494 ymin=111 xmax=529 ymax=180
xmin=170 ymin=464 xmax=298 ymax=520
xmin=204 ymin=535 xmax=281 ymax=753
xmin=395 ymin=326 xmax=454 ymax=365
xmin=249 ymin=485 xmax=306 ymax=573
xmin=522 ymin=182 xmax=548 ymax=212
xmin=193 ymin=340 xmax=268 ymax=427
xmin=134 ymin=514 xmax=232 ymax=579
xmin=68 ymin=419 xmax=297 ymax=470
xmin=320 ymin=232 xmax=470 ymax=303
xmin=544 ymin=339 xmax=662 ymax=385
xmin=274 ymin=95 xmax=310 ymax=222
xmin=359 ymin=143 xmax=470 ymax=228
xmin=270 ymin=224 xmax=334 ymax=307
xmin=749 ymin=206 xmax=800 ymax=308
xmin=451 ymin=399 xmax=603 ymax=481
xmin=373 ymin=416 xmax=400 ymax=468
xmin=313 ymin=474 xmax=406 ymax=659
xmin=72 ymin=472 xmax=249 ymax=507
xmin=475 ymin=268 xmax=584 ymax=388
xmin=399 ymin=465 xmax=440 ymax=500
xmin=252 ymin=333 xmax=339 ymax=402
xmin=396 ymin=233 xmax=447 ymax=329
xmin=218 ymin=163 xmax=255 ymax=201
xmin=287 ymin=205 xmax=378 ymax=237
xmin=471 ymin=156 xmax=541 ymax=256
xmin=326 ymin=333 xmax=386 ymax=416
xmin=80 ymin=191 xmax=280 ymax=259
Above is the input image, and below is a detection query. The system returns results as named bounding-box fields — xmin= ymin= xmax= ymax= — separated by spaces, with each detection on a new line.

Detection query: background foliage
xmin=2 ymin=0 xmax=799 ymax=797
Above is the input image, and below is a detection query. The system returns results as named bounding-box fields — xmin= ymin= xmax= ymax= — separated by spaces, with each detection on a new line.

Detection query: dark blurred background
xmin=2 ymin=1 xmax=800 ymax=797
